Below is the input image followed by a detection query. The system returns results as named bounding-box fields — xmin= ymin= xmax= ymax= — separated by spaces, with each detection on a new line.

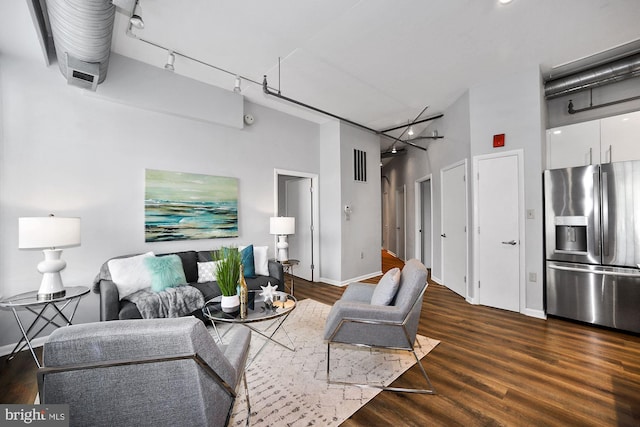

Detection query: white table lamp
xmin=270 ymin=217 xmax=295 ymax=262
xmin=19 ymin=215 xmax=81 ymax=301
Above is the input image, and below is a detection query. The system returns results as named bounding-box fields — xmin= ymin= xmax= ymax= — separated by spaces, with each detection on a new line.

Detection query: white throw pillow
xmin=253 ymin=246 xmax=269 ymax=276
xmin=370 ymin=267 xmax=401 ymax=305
xmin=107 ymin=252 xmax=155 ymax=299
xmin=197 ymin=261 xmax=220 ymax=283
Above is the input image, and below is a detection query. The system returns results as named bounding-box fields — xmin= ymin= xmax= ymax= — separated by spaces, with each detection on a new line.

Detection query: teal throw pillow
xmin=145 ymin=255 xmax=187 ymax=292
xmin=241 ymin=245 xmax=256 ymax=278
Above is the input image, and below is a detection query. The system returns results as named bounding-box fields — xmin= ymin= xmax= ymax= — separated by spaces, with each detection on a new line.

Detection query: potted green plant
xmin=213 ymin=247 xmax=241 ymax=311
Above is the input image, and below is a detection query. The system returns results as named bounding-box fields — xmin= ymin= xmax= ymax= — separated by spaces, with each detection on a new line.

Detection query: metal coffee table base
xmin=211 ymin=312 xmax=295 ymax=367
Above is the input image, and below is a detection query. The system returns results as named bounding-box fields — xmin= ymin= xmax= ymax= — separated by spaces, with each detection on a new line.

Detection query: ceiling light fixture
xmin=498 ymin=0 xmax=513 ymax=4
xmin=407 ymin=126 xmax=415 ymax=137
xmin=234 ymin=75 xmax=242 ymax=93
xmin=164 ymin=51 xmax=175 ymax=71
xmin=391 ymin=146 xmax=397 ymax=154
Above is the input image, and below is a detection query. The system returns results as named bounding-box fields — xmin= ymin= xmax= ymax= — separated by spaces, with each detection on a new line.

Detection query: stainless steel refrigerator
xmin=544 ymin=160 xmax=640 ymax=333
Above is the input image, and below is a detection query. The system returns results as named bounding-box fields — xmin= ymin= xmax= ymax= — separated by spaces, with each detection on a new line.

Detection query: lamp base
xmin=37 ymin=289 xmax=67 ymax=301
xmin=276 ymin=235 xmax=289 ymax=262
xmin=36 ymin=249 xmax=67 ymax=301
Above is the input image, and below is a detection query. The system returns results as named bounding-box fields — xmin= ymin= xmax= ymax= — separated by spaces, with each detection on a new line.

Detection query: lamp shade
xmin=19 ymin=216 xmax=81 ymax=249
xmin=269 ymin=217 xmax=295 ymax=235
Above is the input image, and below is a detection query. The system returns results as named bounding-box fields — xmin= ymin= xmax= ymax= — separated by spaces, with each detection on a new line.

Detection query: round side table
xmin=280 ymin=259 xmax=300 ymax=296
xmin=0 ymin=286 xmax=90 ymax=367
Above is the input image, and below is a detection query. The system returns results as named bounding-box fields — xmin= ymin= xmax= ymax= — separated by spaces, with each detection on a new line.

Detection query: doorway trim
xmin=471 ymin=149 xmax=525 ymax=311
xmin=274 ymin=169 xmax=320 ymax=282
xmin=414 ymin=174 xmax=433 ymax=268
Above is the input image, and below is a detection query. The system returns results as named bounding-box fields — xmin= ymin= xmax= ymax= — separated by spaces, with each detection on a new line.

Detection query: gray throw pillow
xmin=371 ymin=267 xmax=401 ymax=305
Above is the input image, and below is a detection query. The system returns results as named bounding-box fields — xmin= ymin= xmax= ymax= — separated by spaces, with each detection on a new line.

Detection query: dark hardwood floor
xmin=296 ymin=252 xmax=640 ymax=427
xmin=2 ymin=251 xmax=640 ymax=426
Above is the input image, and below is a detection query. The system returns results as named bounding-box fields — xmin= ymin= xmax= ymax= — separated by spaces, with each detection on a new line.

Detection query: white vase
xmin=220 ymin=294 xmax=240 ymax=313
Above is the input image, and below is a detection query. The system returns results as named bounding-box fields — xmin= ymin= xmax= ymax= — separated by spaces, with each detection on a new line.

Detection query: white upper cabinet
xmin=547 ymin=110 xmax=640 ymax=170
xmin=600 ymin=111 xmax=640 ymax=163
xmin=547 ymin=120 xmax=600 ymax=169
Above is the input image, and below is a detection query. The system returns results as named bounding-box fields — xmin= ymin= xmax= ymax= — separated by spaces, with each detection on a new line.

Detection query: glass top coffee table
xmin=202 ymin=290 xmax=296 ymax=365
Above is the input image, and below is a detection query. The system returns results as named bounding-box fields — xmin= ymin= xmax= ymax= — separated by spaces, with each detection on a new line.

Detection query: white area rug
xmin=215 ymin=298 xmax=439 ymax=426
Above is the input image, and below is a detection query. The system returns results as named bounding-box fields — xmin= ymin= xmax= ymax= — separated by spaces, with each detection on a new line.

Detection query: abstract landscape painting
xmin=145 ymin=169 xmax=238 ymax=242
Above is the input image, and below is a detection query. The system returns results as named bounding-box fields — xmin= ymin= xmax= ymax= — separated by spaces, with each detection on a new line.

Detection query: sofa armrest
xmin=268 ymin=260 xmax=284 ymax=286
xmin=98 ymin=280 xmax=121 ymax=321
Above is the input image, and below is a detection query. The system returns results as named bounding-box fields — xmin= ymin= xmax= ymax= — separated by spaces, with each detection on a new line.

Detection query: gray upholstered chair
xmin=37 ymin=317 xmax=250 ymax=427
xmin=323 ymin=258 xmax=435 ymax=394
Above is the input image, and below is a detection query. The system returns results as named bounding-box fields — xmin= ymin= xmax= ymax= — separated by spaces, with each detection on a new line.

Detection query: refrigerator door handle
xmin=602 ymin=171 xmax=609 ymax=257
xmin=593 ymin=172 xmax=601 ymax=257
xmin=548 ymin=263 xmax=640 ymax=278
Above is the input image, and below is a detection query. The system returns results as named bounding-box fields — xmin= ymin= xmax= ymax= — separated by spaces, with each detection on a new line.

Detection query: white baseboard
xmin=523 ymin=308 xmax=547 ymax=320
xmin=430 ymin=275 xmax=442 ymax=285
xmin=319 ymin=270 xmax=382 ymax=287
xmin=0 ymin=335 xmax=48 ymax=358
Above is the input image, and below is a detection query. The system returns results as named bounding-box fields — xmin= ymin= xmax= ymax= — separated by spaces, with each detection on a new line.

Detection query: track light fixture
xmin=164 ymin=51 xmax=175 ymax=71
xmin=129 ymin=14 xmax=144 ymax=29
xmin=407 ymin=125 xmax=414 ymax=136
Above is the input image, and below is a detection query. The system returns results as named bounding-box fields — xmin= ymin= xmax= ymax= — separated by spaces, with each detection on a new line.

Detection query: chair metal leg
xmin=326 ymin=341 xmax=436 ymax=394
xmin=243 ymin=369 xmax=251 ymax=427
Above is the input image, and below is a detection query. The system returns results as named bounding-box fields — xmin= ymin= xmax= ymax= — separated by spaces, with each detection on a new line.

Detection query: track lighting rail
xmin=262 ymin=76 xmax=435 ymax=151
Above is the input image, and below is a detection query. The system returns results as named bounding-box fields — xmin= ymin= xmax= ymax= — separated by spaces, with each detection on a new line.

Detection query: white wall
xmin=469 ymin=65 xmax=545 ymax=314
xmin=339 ymin=123 xmax=381 ymax=282
xmin=0 ymin=53 xmax=321 ymax=348
xmin=319 ymin=121 xmax=382 ymax=285
xmin=382 ymin=90 xmax=471 ymax=284
xmin=383 ymin=66 xmax=546 ymax=317
xmin=319 ymin=121 xmax=342 ymax=283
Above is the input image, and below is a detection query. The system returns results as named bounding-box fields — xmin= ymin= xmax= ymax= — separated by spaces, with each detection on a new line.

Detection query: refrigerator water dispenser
xmin=554 ymin=216 xmax=587 ymax=254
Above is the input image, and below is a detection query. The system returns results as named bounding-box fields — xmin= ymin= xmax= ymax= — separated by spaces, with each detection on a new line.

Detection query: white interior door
xmin=476 ymin=153 xmax=521 ymax=312
xmin=441 ymin=162 xmax=467 ymax=298
xmin=286 ymin=178 xmax=313 ymax=281
xmin=420 ymin=179 xmax=432 ymax=269
xmin=395 ymin=186 xmax=406 ymax=260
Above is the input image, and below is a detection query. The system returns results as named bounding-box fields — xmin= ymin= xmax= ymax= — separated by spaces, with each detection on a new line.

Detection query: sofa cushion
xmin=253 ymin=246 xmax=269 ymax=276
xmin=240 ymin=245 xmax=256 ymax=278
xmin=197 ymin=261 xmax=220 ymax=283
xmin=370 ymin=267 xmax=401 ymax=305
xmin=161 ymin=251 xmax=198 ymax=284
xmin=197 ymin=250 xmax=217 ymax=262
xmin=108 ymin=252 xmax=155 ymax=299
xmin=145 ymin=255 xmax=188 ymax=292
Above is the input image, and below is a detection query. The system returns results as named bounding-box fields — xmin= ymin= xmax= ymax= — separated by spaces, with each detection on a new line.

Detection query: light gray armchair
xmin=38 ymin=317 xmax=250 ymax=427
xmin=323 ymin=258 xmax=435 ymax=394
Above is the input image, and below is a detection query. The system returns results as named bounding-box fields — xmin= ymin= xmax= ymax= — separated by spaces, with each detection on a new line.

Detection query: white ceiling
xmin=3 ymin=0 xmax=640 ymax=147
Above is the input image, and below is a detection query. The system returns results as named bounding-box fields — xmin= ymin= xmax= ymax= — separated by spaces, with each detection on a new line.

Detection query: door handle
xmin=441 ymin=233 xmax=446 ymax=238
xmin=501 ymin=240 xmax=517 ymax=245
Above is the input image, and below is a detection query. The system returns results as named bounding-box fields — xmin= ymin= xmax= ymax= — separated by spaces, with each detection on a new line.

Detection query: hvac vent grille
xmin=354 ymin=149 xmax=367 ymax=182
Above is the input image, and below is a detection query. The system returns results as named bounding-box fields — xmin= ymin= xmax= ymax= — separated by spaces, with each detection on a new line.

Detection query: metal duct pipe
xmin=545 ymin=53 xmax=640 ymax=99
xmin=46 ymin=0 xmax=115 ymax=88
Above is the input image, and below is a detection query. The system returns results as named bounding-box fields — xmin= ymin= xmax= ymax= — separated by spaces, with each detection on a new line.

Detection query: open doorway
xmin=274 ymin=169 xmax=320 ymax=282
xmin=395 ymin=185 xmax=406 ymax=261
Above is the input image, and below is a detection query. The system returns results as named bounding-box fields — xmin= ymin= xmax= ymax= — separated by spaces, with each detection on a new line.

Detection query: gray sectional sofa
xmin=93 ymin=249 xmax=284 ymax=321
